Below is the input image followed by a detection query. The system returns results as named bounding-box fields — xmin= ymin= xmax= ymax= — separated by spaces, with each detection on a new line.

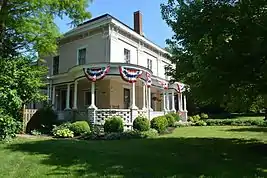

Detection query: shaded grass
xmin=1 ymin=126 xmax=267 ymax=177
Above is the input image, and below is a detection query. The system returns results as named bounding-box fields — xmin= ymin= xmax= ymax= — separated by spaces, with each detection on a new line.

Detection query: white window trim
xmin=77 ymin=45 xmax=88 ymax=65
xmin=124 ymin=48 xmax=131 ymax=63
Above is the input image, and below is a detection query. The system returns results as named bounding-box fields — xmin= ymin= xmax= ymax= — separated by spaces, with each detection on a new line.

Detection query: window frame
xmin=77 ymin=46 xmax=87 ymax=65
xmin=124 ymin=48 xmax=130 ymax=63
xmin=52 ymin=55 xmax=59 ymax=75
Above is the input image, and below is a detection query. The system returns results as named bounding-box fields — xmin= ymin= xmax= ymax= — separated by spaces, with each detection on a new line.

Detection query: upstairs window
xmin=147 ymin=59 xmax=152 ymax=70
xmin=78 ymin=48 xmax=86 ymax=65
xmin=53 ymin=56 xmax=59 ymax=75
xmin=124 ymin=48 xmax=130 ymax=63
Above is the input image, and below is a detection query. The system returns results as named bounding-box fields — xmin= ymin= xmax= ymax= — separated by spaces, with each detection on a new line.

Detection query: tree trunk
xmin=0 ymin=0 xmax=8 ymax=57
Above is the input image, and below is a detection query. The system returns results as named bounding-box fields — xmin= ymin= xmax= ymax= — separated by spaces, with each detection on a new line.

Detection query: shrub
xmin=140 ymin=129 xmax=158 ymax=138
xmin=30 ymin=129 xmax=42 ymax=136
xmin=200 ymin=113 xmax=209 ymax=119
xmin=52 ymin=122 xmax=72 ymax=135
xmin=26 ymin=106 xmax=57 ymax=134
xmin=193 ymin=115 xmax=201 ymax=121
xmin=151 ymin=116 xmax=168 ymax=133
xmin=0 ymin=113 xmax=17 ymax=140
xmin=70 ymin=121 xmax=90 ymax=136
xmin=169 ymin=112 xmax=181 ymax=121
xmin=195 ymin=120 xmax=207 ymax=126
xmin=174 ymin=122 xmax=192 ymax=127
xmin=104 ymin=116 xmax=124 ymax=133
xmin=53 ymin=128 xmax=74 ymax=138
xmin=133 ymin=116 xmax=150 ymax=131
xmin=205 ymin=118 xmax=267 ymax=126
xmin=165 ymin=114 xmax=176 ymax=127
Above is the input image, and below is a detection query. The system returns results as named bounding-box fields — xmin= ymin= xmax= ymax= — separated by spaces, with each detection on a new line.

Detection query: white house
xmin=42 ymin=11 xmax=187 ymax=128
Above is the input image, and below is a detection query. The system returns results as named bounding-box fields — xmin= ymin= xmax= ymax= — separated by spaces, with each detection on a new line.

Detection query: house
xmin=43 ymin=11 xmax=188 ymax=128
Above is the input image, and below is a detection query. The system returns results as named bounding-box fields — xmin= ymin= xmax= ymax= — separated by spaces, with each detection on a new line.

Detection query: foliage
xmin=194 ymin=120 xmax=207 ymax=126
xmin=151 ymin=116 xmax=168 ymax=133
xmin=169 ymin=112 xmax=181 ymax=121
xmin=53 ymin=128 xmax=74 ymax=138
xmin=51 ymin=122 xmax=72 ymax=135
xmin=205 ymin=118 xmax=266 ymax=127
xmin=200 ymin=113 xmax=209 ymax=119
xmin=30 ymin=129 xmax=42 ymax=136
xmin=165 ymin=114 xmax=176 ymax=127
xmin=26 ymin=106 xmax=58 ymax=134
xmin=189 ymin=115 xmax=201 ymax=123
xmin=161 ymin=0 xmax=267 ymax=115
xmin=133 ymin=116 xmax=150 ymax=131
xmin=70 ymin=121 xmax=90 ymax=136
xmin=0 ymin=112 xmax=18 ymax=140
xmin=174 ymin=122 xmax=192 ymax=127
xmin=104 ymin=116 xmax=124 ymax=133
xmin=140 ymin=129 xmax=159 ymax=138
xmin=0 ymin=0 xmax=92 ymax=58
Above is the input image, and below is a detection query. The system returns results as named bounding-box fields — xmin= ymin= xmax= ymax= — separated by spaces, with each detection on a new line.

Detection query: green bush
xmin=151 ymin=116 xmax=168 ymax=133
xmin=195 ymin=120 xmax=207 ymax=126
xmin=104 ymin=116 xmax=124 ymax=133
xmin=26 ymin=106 xmax=58 ymax=134
xmin=140 ymin=129 xmax=158 ymax=138
xmin=53 ymin=128 xmax=74 ymax=138
xmin=169 ymin=112 xmax=181 ymax=121
xmin=165 ymin=114 xmax=176 ymax=127
xmin=200 ymin=113 xmax=209 ymax=119
xmin=0 ymin=113 xmax=17 ymax=140
xmin=52 ymin=122 xmax=72 ymax=135
xmin=205 ymin=118 xmax=267 ymax=126
xmin=30 ymin=129 xmax=42 ymax=136
xmin=70 ymin=121 xmax=90 ymax=136
xmin=133 ymin=116 xmax=150 ymax=131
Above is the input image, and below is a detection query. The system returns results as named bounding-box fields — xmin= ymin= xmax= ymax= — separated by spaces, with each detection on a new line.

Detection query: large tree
xmin=0 ymin=0 xmax=93 ymax=137
xmin=161 ymin=0 xmax=267 ymax=116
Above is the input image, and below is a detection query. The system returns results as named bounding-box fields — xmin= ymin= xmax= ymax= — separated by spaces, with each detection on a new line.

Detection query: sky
xmin=54 ymin=0 xmax=173 ymax=48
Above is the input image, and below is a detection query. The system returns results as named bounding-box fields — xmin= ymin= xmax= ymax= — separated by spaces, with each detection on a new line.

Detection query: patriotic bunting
xmin=146 ymin=72 xmax=152 ymax=88
xmin=119 ymin=66 xmax=142 ymax=83
xmin=176 ymin=82 xmax=186 ymax=93
xmin=83 ymin=65 xmax=110 ymax=82
xmin=158 ymin=79 xmax=168 ymax=90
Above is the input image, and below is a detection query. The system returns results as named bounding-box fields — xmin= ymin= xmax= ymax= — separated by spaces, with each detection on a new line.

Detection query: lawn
xmin=1 ymin=126 xmax=267 ymax=178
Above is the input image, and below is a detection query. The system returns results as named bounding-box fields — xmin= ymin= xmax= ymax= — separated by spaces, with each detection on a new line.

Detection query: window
xmin=53 ymin=56 xmax=59 ymax=75
xmin=164 ymin=65 xmax=168 ymax=80
xmin=78 ymin=48 xmax=86 ymax=65
xmin=124 ymin=48 xmax=130 ymax=63
xmin=147 ymin=59 xmax=152 ymax=70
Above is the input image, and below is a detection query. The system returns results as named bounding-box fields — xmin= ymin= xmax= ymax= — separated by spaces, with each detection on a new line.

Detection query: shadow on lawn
xmin=5 ymin=137 xmax=267 ymax=178
xmin=228 ymin=127 xmax=267 ymax=133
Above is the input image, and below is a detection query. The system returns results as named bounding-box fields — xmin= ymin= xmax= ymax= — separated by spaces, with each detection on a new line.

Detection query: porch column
xmin=163 ymin=90 xmax=167 ymax=111
xmin=47 ymin=84 xmax=50 ymax=101
xmin=171 ymin=90 xmax=176 ymax=112
xmin=131 ymin=82 xmax=138 ymax=109
xmin=178 ymin=93 xmax=183 ymax=111
xmin=183 ymin=94 xmax=187 ymax=111
xmin=65 ymin=83 xmax=71 ymax=110
xmin=148 ymin=87 xmax=153 ymax=111
xmin=166 ymin=91 xmax=170 ymax=111
xmin=142 ymin=83 xmax=146 ymax=110
xmin=52 ymin=85 xmax=56 ymax=109
xmin=73 ymin=80 xmax=78 ymax=109
xmin=89 ymin=82 xmax=97 ymax=109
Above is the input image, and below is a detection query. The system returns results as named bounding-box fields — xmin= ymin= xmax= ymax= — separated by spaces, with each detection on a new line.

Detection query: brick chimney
xmin=134 ymin=11 xmax=143 ymax=35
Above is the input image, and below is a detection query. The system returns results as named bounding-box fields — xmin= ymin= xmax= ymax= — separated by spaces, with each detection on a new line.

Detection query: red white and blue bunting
xmin=176 ymin=82 xmax=186 ymax=93
xmin=146 ymin=72 xmax=152 ymax=88
xmin=83 ymin=66 xmax=110 ymax=82
xmin=158 ymin=79 xmax=168 ymax=90
xmin=119 ymin=66 xmax=142 ymax=83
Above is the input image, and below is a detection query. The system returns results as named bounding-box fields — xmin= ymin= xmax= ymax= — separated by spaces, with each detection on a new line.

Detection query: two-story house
xmin=44 ymin=11 xmax=188 ymax=127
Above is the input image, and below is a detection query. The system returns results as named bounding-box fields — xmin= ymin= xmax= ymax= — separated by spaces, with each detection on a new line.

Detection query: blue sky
xmin=54 ymin=0 xmax=173 ymax=48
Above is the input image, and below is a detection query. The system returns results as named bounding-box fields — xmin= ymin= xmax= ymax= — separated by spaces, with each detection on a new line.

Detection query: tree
xmin=161 ymin=0 xmax=267 ymax=117
xmin=0 ymin=0 xmax=93 ymax=138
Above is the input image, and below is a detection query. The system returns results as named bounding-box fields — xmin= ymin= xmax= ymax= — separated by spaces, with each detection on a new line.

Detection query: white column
xmin=142 ymin=83 xmax=146 ymax=110
xmin=73 ymin=80 xmax=78 ymax=109
xmin=131 ymin=82 xmax=138 ymax=109
xmin=148 ymin=87 xmax=153 ymax=111
xmin=65 ymin=83 xmax=71 ymax=110
xmin=163 ymin=90 xmax=167 ymax=111
xmin=171 ymin=90 xmax=176 ymax=112
xmin=183 ymin=94 xmax=187 ymax=111
xmin=52 ymin=85 xmax=56 ymax=109
xmin=166 ymin=92 xmax=170 ymax=111
xmin=89 ymin=82 xmax=97 ymax=109
xmin=178 ymin=93 xmax=183 ymax=111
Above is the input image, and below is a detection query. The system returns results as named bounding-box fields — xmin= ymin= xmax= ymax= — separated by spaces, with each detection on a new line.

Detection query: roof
xmin=75 ymin=13 xmax=169 ymax=54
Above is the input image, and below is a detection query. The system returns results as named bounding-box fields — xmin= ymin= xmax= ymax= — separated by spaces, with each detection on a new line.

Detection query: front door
xmin=124 ymin=88 xmax=130 ymax=109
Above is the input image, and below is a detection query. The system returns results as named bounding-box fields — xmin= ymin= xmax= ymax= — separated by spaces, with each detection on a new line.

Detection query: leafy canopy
xmin=161 ymin=0 xmax=267 ymax=113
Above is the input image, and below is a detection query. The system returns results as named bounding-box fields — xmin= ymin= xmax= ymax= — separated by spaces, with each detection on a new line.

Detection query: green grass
xmin=1 ymin=126 xmax=267 ymax=178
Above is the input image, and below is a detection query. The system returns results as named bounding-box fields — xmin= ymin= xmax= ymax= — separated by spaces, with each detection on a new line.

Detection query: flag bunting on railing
xmin=83 ymin=65 xmax=110 ymax=82
xmin=119 ymin=66 xmax=142 ymax=83
xmin=158 ymin=79 xmax=168 ymax=90
xmin=176 ymin=82 xmax=185 ymax=93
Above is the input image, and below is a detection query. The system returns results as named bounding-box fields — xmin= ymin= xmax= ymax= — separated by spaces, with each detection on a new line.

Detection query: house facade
xmin=43 ymin=11 xmax=188 ymax=127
